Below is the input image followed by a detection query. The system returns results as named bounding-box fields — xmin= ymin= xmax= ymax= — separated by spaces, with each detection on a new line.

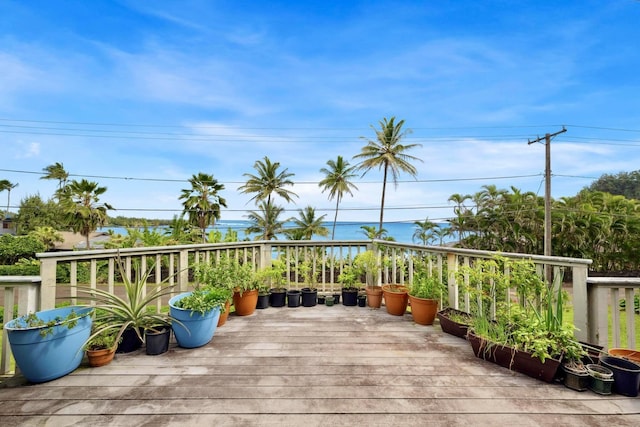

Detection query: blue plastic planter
xmin=600 ymin=355 xmax=640 ymax=397
xmin=4 ymin=306 xmax=93 ymax=383
xmin=169 ymin=292 xmax=220 ymax=348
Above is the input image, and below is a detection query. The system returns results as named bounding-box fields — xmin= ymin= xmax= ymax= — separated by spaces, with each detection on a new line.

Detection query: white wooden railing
xmin=2 ymin=239 xmax=601 ymax=375
xmin=586 ymin=277 xmax=639 ymax=349
xmin=1 ymin=276 xmax=40 ymax=375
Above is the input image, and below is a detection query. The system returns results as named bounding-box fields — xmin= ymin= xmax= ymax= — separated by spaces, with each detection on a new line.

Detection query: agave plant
xmin=76 ymin=256 xmax=178 ymax=347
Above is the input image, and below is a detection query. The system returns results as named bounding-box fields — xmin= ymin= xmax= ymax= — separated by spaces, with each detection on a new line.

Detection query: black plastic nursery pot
xmin=357 ymin=294 xmax=367 ymax=307
xmin=117 ymin=327 xmax=143 ymax=353
xmin=341 ymin=289 xmax=358 ymax=306
xmin=301 ymin=288 xmax=317 ymax=307
xmin=145 ymin=327 xmax=171 ymax=356
xmin=287 ymin=290 xmax=301 ymax=307
xmin=332 ymin=293 xmax=341 ymax=304
xmin=269 ymin=289 xmax=287 ymax=307
xmin=317 ymin=295 xmax=326 ymax=305
xmin=256 ymin=293 xmax=270 ymax=309
xmin=600 ymin=355 xmax=640 ymax=397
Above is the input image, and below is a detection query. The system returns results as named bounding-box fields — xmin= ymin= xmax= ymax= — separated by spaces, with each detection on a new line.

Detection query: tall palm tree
xmin=238 ymin=156 xmax=298 ymax=205
xmin=0 ymin=179 xmax=18 ymax=218
xmin=59 ymin=179 xmax=113 ymax=249
xmin=290 ymin=206 xmax=328 ymax=240
xmin=179 ymin=173 xmax=227 ymax=243
xmin=318 ymin=156 xmax=358 ymax=239
xmin=41 ymin=162 xmax=69 ymax=195
xmin=353 ymin=117 xmax=422 ymax=233
xmin=245 ymin=200 xmax=286 ymax=240
xmin=448 ymin=193 xmax=471 ymax=244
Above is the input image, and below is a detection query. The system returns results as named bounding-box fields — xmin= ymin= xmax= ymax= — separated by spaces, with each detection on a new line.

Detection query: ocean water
xmin=104 ymin=220 xmax=453 ymax=245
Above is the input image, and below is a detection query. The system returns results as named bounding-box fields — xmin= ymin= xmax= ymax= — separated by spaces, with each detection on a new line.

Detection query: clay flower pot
xmin=382 ymin=284 xmax=409 ymax=316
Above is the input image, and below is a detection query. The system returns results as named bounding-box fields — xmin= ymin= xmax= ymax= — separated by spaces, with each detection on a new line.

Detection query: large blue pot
xmin=169 ymin=292 xmax=220 ymax=348
xmin=4 ymin=306 xmax=93 ymax=383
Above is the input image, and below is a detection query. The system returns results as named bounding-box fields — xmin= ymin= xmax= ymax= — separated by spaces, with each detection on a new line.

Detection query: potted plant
xmin=338 ymin=264 xmax=359 ymax=306
xmin=256 ymin=282 xmax=270 ymax=309
xmin=144 ymin=323 xmax=171 ymax=356
xmin=408 ymin=271 xmax=445 ymax=325
xmin=193 ymin=259 xmax=234 ymax=325
xmin=76 ymin=257 xmax=176 ymax=354
xmin=297 ymin=258 xmax=318 ymax=307
xmin=258 ymin=258 xmax=288 ymax=308
xmin=169 ymin=286 xmax=232 ymax=348
xmin=4 ymin=306 xmax=93 ymax=383
xmin=353 ymin=250 xmax=382 ymax=308
xmin=229 ymin=259 xmax=260 ymax=316
xmin=467 ymin=260 xmax=583 ymax=383
xmin=85 ymin=326 xmax=119 ymax=367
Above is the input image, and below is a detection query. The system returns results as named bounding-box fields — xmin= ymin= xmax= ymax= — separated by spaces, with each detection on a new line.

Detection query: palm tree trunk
xmin=379 ymin=164 xmax=389 ymax=233
xmin=332 ymin=197 xmax=340 ymax=240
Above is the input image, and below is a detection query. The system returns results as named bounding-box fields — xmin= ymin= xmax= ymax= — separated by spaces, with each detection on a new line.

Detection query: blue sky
xmin=1 ymin=0 xmax=640 ymax=224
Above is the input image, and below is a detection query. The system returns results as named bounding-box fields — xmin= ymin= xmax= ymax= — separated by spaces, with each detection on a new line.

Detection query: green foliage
xmin=28 ymin=226 xmax=63 ymax=250
xmin=174 ymin=287 xmax=230 ymax=315
xmin=257 ymin=258 xmax=288 ymax=290
xmin=0 ymin=258 xmax=40 ymax=276
xmin=469 ymin=266 xmax=584 ymax=363
xmin=296 ymin=258 xmax=318 ymax=289
xmin=586 ymin=170 xmax=640 ymax=200
xmin=76 ymin=257 xmax=175 ymax=346
xmin=85 ymin=326 xmax=120 ymax=350
xmin=194 ymin=255 xmax=259 ymax=294
xmin=337 ymin=264 xmax=359 ymax=290
xmin=0 ymin=234 xmax=46 ymax=264
xmin=410 ymin=272 xmax=445 ymax=300
xmin=353 ymin=250 xmax=381 ymax=288
xmin=15 ymin=194 xmax=66 ymax=233
xmin=10 ymin=309 xmax=84 ymax=338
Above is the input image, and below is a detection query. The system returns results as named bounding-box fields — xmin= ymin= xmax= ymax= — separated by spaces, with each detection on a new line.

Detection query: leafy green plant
xmin=85 ymin=326 xmax=120 ymax=350
xmin=296 ymin=258 xmax=318 ymax=290
xmin=11 ymin=309 xmax=84 ymax=338
xmin=409 ymin=272 xmax=445 ymax=300
xmin=353 ymin=250 xmax=381 ymax=289
xmin=337 ymin=264 xmax=359 ymax=290
xmin=173 ymin=287 xmax=231 ymax=315
xmin=257 ymin=258 xmax=289 ymax=290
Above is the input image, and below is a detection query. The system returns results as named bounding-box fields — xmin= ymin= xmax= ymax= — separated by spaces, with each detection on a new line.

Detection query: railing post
xmin=587 ymin=281 xmax=609 ymax=347
xmin=571 ymin=264 xmax=589 ymax=343
xmin=447 ymin=252 xmax=458 ymax=309
xmin=178 ymin=248 xmax=190 ymax=292
xmin=259 ymin=242 xmax=272 ymax=270
xmin=39 ymin=258 xmax=57 ymax=310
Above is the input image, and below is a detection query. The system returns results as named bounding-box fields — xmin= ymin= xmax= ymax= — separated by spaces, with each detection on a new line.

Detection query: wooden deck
xmin=1 ymin=304 xmax=639 ymax=426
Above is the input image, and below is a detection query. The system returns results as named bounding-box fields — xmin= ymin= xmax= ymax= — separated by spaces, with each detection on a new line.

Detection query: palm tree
xmin=238 ymin=156 xmax=298 ymax=205
xmin=41 ymin=162 xmax=69 ymax=195
xmin=290 ymin=206 xmax=329 ymax=240
xmin=318 ymin=156 xmax=358 ymax=239
xmin=245 ymin=201 xmax=287 ymax=240
xmin=448 ymin=193 xmax=471 ymax=244
xmin=179 ymin=173 xmax=227 ymax=243
xmin=412 ymin=217 xmax=437 ymax=245
xmin=353 ymin=117 xmax=422 ymax=233
xmin=359 ymin=225 xmax=388 ymax=240
xmin=59 ymin=179 xmax=113 ymax=249
xmin=0 ymin=179 xmax=18 ymax=218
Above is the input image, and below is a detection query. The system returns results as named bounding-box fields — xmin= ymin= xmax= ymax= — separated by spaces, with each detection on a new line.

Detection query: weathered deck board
xmin=1 ymin=304 xmax=639 ymax=426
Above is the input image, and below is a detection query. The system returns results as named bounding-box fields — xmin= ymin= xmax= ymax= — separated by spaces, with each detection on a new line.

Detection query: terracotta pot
xmin=382 ymin=284 xmax=409 ymax=316
xmin=87 ymin=347 xmax=116 ymax=367
xmin=233 ymin=289 xmax=259 ymax=316
xmin=408 ymin=295 xmax=438 ymax=325
xmin=217 ymin=300 xmax=231 ymax=326
xmin=366 ymin=286 xmax=383 ymax=308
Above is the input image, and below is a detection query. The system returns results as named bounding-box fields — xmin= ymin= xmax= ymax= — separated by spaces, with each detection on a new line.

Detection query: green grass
xmin=564 ymin=304 xmax=640 ymax=350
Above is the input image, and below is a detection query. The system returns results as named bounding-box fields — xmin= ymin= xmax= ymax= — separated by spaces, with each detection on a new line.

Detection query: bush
xmin=0 ymin=234 xmax=46 ymax=265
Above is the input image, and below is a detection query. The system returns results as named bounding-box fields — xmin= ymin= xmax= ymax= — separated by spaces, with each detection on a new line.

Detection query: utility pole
xmin=528 ymin=127 xmax=567 ymax=281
